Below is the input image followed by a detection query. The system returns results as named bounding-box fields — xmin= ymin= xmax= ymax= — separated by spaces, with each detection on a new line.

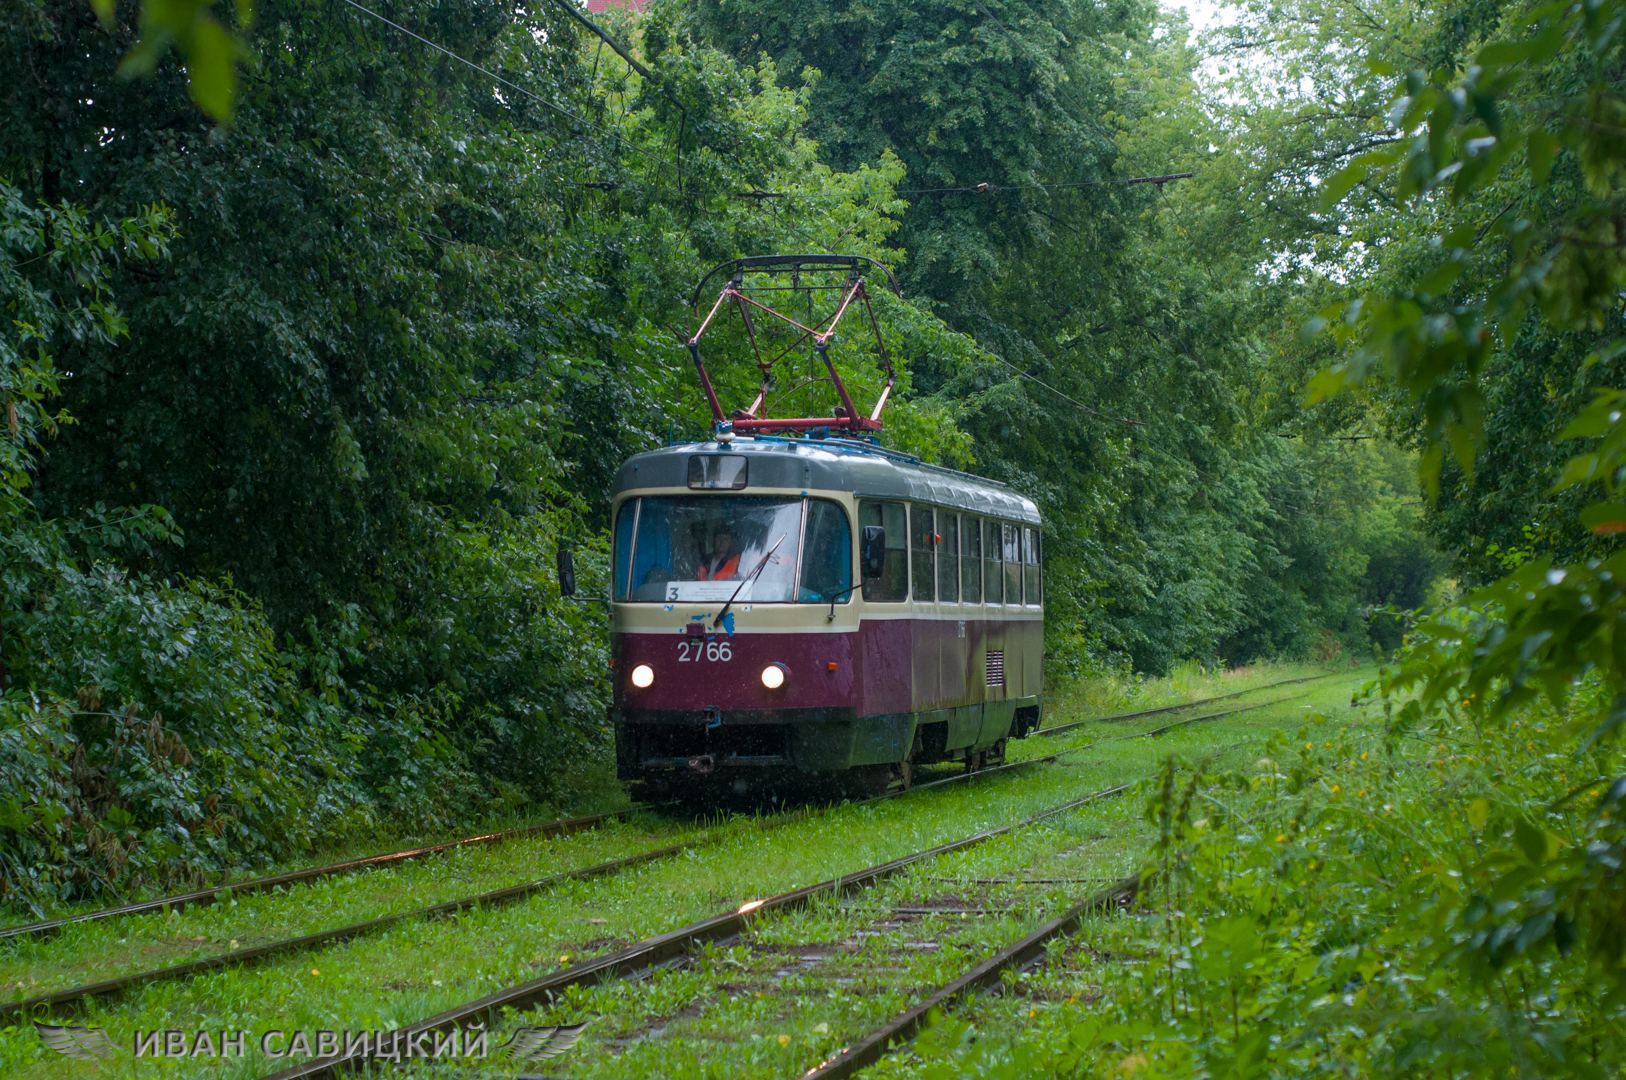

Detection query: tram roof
xmin=612 ymin=437 xmax=1041 ymax=525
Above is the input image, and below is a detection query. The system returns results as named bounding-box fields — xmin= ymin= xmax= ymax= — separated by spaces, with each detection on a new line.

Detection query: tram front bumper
xmin=613 ymin=706 xmax=916 ymax=779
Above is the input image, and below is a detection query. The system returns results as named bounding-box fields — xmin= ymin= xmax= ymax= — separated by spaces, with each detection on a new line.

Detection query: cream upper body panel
xmin=609 ymin=438 xmax=1041 ymax=635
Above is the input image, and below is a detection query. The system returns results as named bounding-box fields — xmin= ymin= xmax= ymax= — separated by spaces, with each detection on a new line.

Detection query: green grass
xmin=0 ymin=660 xmax=1361 ymax=1079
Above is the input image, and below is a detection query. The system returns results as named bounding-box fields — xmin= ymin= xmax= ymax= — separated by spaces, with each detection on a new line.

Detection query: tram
xmin=567 ymin=255 xmax=1044 ymax=798
xmin=604 ymin=437 xmax=1044 ymax=797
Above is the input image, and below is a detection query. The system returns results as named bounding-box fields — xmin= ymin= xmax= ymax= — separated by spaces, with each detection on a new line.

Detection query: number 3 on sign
xmin=677 ymin=640 xmax=733 ymax=662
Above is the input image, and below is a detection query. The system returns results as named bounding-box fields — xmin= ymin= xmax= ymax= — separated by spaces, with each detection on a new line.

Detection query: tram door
xmin=981 ymin=520 xmax=1008 ymax=739
xmin=934 ymin=508 xmax=966 ymax=708
xmin=909 ymin=505 xmax=953 ymax=709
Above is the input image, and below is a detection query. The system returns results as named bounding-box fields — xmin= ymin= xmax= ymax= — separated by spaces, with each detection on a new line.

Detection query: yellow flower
xmin=1360 ymin=752 xmax=1368 ymax=760
xmin=1305 ymin=741 xmax=1314 ymax=750
xmin=310 ymin=969 xmax=320 ymax=976
xmin=1028 ymin=1008 xmax=1037 ymax=1019
xmin=777 ymin=1034 xmax=791 ymax=1047
xmin=1276 ymin=834 xmax=1287 ymax=843
xmin=1331 ymin=785 xmax=1340 ymax=794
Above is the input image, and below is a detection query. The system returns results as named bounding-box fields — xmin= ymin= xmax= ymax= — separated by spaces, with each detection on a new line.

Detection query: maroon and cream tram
xmin=568 ymin=254 xmax=1044 ymax=797
xmin=607 ymin=437 xmax=1044 ymax=796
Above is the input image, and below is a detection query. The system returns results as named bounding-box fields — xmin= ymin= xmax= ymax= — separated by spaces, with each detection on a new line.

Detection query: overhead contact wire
xmin=982 ymin=353 xmax=1147 ymax=427
xmin=337 ymin=0 xmax=604 ymax=133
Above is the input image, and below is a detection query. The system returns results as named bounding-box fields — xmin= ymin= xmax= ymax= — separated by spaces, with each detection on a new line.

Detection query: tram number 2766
xmin=677 ymin=639 xmax=733 ymax=662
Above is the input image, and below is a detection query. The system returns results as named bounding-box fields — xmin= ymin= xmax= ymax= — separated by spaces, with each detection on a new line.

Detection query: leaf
xmin=1475 ymin=39 xmax=1534 ymax=72
xmin=89 ymin=0 xmax=116 ymax=26
xmin=1416 ymin=259 xmax=1466 ymax=296
xmin=1527 ymin=128 xmax=1557 ymax=186
xmin=1556 ymin=390 xmax=1625 ymax=438
xmin=185 ymin=16 xmax=238 ymax=122
xmin=1513 ymin=817 xmax=1547 ymax=864
xmin=0 ymin=799 xmax=36 ymax=831
xmin=1320 ymin=162 xmax=1370 ymax=210
xmin=1420 ymin=442 xmax=1445 ymax=500
xmin=1550 ymin=454 xmax=1600 ymax=491
xmin=1445 ymin=421 xmax=1478 ymax=476
xmin=1467 ymin=797 xmax=1489 ymax=830
xmin=1305 ymin=365 xmax=1348 ymax=403
xmin=1579 ymin=503 xmax=1626 ymax=534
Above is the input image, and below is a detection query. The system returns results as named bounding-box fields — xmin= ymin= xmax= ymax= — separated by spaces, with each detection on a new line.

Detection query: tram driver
xmin=697 ymin=524 xmax=741 ymax=580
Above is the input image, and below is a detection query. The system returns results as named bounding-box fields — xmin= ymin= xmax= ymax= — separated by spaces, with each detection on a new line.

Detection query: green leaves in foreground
xmin=1309 ymin=0 xmax=1625 ymax=498
xmin=93 ymin=0 xmax=253 ymax=122
xmin=912 ymin=713 xmax=1626 ymax=1076
xmin=1290 ymin=0 xmax=1626 ymax=1028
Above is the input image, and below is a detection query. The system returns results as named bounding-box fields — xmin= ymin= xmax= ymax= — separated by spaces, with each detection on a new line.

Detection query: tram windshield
xmin=614 ymin=496 xmax=852 ymax=604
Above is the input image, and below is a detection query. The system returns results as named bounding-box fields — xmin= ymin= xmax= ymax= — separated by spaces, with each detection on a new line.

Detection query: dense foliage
xmin=896 ymin=0 xmax=1626 ymax=1070
xmin=0 ymin=0 xmax=1455 ymax=905
xmin=681 ymin=0 xmax=1448 ymax=673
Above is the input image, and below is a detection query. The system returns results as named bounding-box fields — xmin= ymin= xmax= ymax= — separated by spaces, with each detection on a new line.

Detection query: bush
xmin=0 ymin=551 xmax=501 ymax=911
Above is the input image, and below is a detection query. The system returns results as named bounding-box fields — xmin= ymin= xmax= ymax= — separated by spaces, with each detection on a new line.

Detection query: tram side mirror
xmin=861 ymin=526 xmax=888 ymax=579
xmin=556 ymin=547 xmax=577 ymax=598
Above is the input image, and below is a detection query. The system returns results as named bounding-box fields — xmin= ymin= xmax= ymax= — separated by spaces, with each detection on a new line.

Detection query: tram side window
xmin=799 ymin=499 xmax=853 ymax=603
xmin=961 ymin=515 xmax=982 ymax=603
xmin=859 ymin=500 xmax=909 ymax=602
xmin=1003 ymin=523 xmax=1022 ymax=604
xmin=1023 ymin=526 xmax=1042 ymax=605
xmin=613 ymin=499 xmax=638 ymax=601
xmin=938 ymin=512 xmax=959 ymax=604
xmin=910 ymin=504 xmax=936 ymax=603
xmin=983 ymin=519 xmax=1002 ymax=604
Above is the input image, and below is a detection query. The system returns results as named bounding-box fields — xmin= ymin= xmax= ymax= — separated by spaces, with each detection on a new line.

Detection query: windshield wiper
xmin=713 ymin=532 xmax=787 ymax=630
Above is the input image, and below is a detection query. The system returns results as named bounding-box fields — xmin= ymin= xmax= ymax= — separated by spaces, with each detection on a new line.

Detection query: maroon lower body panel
xmin=610 ymin=615 xmax=1042 ymax=784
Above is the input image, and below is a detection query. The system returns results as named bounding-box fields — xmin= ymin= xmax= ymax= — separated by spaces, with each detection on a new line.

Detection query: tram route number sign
xmin=665 ymin=581 xmax=753 ymax=603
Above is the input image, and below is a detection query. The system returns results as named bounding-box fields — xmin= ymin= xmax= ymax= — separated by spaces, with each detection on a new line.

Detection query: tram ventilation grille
xmin=986 ymin=650 xmax=1005 ymax=687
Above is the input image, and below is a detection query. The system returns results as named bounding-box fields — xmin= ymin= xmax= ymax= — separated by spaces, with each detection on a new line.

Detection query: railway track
xmin=432 ymin=710 xmax=1308 ymax=1080
xmin=1 ymin=690 xmax=1309 ymax=1021
xmin=0 ymin=810 xmax=627 ymax=943
xmin=803 ymin=873 xmax=1144 ymax=1079
xmin=0 ymin=675 xmax=1317 ymax=945
xmin=253 ymin=781 xmax=1137 ymax=1080
xmin=1034 ymin=671 xmax=1336 ymax=738
xmin=0 ymin=734 xmax=1076 ymax=1018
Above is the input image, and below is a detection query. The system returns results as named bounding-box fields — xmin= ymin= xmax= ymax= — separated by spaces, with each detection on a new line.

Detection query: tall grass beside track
xmin=875 ymin=683 xmax=1626 ymax=1078
xmin=0 ymin=661 xmax=1354 ymax=1079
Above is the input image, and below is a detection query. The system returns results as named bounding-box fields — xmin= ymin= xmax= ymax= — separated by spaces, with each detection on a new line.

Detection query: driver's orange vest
xmin=697 ymin=554 xmax=740 ymax=580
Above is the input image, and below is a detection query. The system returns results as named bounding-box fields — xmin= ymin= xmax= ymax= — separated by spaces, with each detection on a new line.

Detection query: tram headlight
xmin=630 ymin=664 xmax=655 ymax=689
xmin=761 ymin=663 xmax=788 ymax=690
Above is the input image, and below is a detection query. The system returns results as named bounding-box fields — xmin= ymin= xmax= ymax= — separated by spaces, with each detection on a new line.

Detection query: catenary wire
xmin=335 ymin=1 xmax=1157 ymax=430
xmin=338 ymin=0 xmax=1188 ymax=206
xmin=341 ymin=0 xmax=773 ymax=193
xmin=982 ymin=353 xmax=1146 ymax=427
xmin=337 ymin=0 xmax=606 ymax=134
